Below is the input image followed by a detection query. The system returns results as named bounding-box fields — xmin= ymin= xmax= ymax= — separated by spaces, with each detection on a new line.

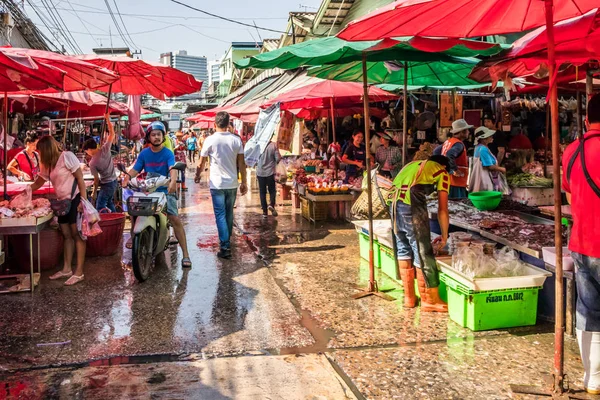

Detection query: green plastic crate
xmin=358 ymin=233 xmax=380 ymax=268
xmin=379 ymin=243 xmax=398 ymax=280
xmin=379 ymin=244 xmax=447 ymax=301
xmin=440 ymin=272 xmax=540 ymax=331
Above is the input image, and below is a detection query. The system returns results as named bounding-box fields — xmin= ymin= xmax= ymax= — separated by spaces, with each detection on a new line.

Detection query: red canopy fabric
xmin=262 ymin=80 xmax=398 ymax=110
xmin=288 ymin=106 xmax=388 ymax=120
xmin=77 ymin=55 xmax=202 ymax=100
xmin=337 ymin=0 xmax=598 ymax=40
xmin=9 ymin=91 xmax=129 ymax=115
xmin=470 ymin=9 xmax=600 ymax=88
xmin=0 ymin=47 xmax=118 ymax=92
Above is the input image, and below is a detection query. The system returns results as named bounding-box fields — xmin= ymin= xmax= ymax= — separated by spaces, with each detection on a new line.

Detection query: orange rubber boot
xmin=398 ymin=260 xmax=417 ymax=308
xmin=416 ymin=268 xmax=448 ymax=313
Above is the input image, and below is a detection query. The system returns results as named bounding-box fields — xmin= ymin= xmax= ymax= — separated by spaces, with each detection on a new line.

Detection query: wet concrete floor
xmin=0 ymin=176 xmax=589 ymax=399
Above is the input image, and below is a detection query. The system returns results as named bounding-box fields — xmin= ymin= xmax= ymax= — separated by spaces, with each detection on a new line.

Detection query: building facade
xmin=208 ymin=59 xmax=222 ymax=87
xmin=160 ymin=50 xmax=208 ymax=98
xmin=218 ymin=42 xmax=262 ymax=98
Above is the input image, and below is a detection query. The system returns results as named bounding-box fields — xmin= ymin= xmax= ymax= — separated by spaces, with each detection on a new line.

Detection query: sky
xmin=23 ymin=0 xmax=322 ymax=62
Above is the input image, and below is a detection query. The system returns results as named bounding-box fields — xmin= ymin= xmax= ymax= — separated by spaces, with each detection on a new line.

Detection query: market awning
xmin=234 ymin=36 xmax=506 ymax=71
xmin=307 ymin=59 xmax=482 ymax=88
xmin=261 ymin=79 xmax=398 ymax=110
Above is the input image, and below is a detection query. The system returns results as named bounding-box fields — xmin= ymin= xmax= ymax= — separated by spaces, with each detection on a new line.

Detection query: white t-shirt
xmin=200 ymin=131 xmax=244 ymax=190
xmin=39 ymin=151 xmax=81 ymax=200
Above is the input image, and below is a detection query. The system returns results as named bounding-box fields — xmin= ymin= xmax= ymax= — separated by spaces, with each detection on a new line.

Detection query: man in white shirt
xmin=196 ymin=112 xmax=248 ymax=259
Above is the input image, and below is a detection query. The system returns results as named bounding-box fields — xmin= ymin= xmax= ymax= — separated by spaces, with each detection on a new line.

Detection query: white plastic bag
xmin=468 ymin=157 xmax=494 ymax=193
xmin=79 ymin=198 xmax=102 ymax=238
xmin=10 ymin=186 xmax=32 ymax=209
xmin=275 ymin=161 xmax=287 ymax=184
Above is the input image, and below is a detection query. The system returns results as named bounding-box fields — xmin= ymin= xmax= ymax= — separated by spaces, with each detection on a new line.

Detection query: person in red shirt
xmin=7 ymin=133 xmax=39 ymax=181
xmin=562 ymin=93 xmax=600 ymax=395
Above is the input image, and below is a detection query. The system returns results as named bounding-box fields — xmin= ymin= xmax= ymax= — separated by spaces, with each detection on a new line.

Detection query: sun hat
xmin=474 ymin=126 xmax=496 ymax=144
xmin=377 ymin=131 xmax=394 ymax=141
xmin=450 ymin=119 xmax=474 ymax=134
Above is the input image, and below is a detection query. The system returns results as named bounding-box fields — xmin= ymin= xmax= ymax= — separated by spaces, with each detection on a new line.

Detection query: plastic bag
xmin=468 ymin=157 xmax=494 ymax=193
xmin=10 ymin=186 xmax=32 ymax=209
xmin=79 ymin=198 xmax=102 ymax=238
xmin=275 ymin=161 xmax=287 ymax=184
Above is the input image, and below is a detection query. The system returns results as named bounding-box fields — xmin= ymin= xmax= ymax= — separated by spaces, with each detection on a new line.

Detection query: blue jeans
xmin=391 ymin=202 xmax=421 ymax=267
xmin=96 ymin=179 xmax=117 ymax=212
xmin=210 ymin=188 xmax=237 ymax=250
xmin=573 ymin=252 xmax=600 ymax=332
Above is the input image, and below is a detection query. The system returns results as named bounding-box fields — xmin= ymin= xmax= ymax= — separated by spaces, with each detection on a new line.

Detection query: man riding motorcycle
xmin=121 ymin=121 xmax=192 ymax=269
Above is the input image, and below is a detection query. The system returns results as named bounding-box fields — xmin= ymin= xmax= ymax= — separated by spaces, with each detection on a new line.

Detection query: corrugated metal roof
xmin=340 ymin=0 xmax=395 ymax=28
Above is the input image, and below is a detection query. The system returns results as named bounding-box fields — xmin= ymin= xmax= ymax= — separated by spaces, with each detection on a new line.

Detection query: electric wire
xmin=65 ymin=0 xmax=100 ymax=47
xmin=103 ymin=0 xmax=136 ymax=50
xmin=39 ymin=0 xmax=81 ymax=53
xmin=169 ymin=0 xmax=287 ymax=33
xmin=111 ymin=0 xmax=139 ymax=50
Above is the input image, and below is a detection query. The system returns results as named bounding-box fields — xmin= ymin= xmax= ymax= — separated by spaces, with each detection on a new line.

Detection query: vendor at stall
xmin=7 ymin=133 xmax=39 ymax=181
xmin=341 ymin=130 xmax=367 ymax=183
xmin=470 ymin=127 xmax=508 ymax=193
xmin=29 ymin=136 xmax=88 ymax=286
xmin=483 ymin=114 xmax=507 ymax=165
xmin=83 ymin=114 xmax=117 ymax=212
xmin=375 ymin=131 xmax=402 ymax=179
xmin=388 ymin=155 xmax=450 ymax=312
xmin=562 ymin=93 xmax=600 ymax=395
xmin=433 ymin=119 xmax=471 ymax=199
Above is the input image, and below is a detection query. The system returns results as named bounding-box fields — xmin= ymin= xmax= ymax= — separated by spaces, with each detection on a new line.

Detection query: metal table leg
xmin=566 ymin=278 xmax=575 ymax=337
xmin=29 ymin=234 xmax=34 ymax=293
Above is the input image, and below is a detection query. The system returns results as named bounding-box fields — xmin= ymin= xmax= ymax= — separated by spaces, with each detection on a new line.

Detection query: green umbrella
xmin=234 ymin=36 xmax=506 ymax=70
xmin=307 ymin=59 xmax=482 ymax=87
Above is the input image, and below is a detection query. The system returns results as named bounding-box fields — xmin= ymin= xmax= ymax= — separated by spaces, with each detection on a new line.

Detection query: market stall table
xmin=428 ymin=199 xmax=576 ymax=335
xmin=0 ymin=180 xmax=94 ymax=198
xmin=0 ymin=213 xmax=52 ymax=293
xmin=300 ymin=192 xmax=354 ymax=224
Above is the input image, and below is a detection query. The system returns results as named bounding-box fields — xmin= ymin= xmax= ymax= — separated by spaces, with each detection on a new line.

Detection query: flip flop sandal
xmin=64 ymin=274 xmax=84 ymax=286
xmin=50 ymin=270 xmax=73 ymax=280
xmin=181 ymin=257 xmax=192 ymax=269
xmin=125 ymin=238 xmax=133 ymax=249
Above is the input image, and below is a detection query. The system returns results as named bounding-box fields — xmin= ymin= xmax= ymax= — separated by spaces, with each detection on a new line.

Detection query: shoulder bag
xmin=50 ymin=179 xmax=78 ymax=216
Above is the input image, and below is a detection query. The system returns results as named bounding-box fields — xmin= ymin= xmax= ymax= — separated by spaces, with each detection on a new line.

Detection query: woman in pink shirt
xmin=29 ymin=136 xmax=88 ymax=286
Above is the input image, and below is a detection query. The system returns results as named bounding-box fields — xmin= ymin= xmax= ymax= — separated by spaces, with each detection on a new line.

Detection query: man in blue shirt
xmin=122 ymin=121 xmax=191 ymax=268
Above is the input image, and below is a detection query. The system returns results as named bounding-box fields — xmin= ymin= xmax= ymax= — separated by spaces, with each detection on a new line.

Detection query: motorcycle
xmin=118 ymin=162 xmax=186 ymax=282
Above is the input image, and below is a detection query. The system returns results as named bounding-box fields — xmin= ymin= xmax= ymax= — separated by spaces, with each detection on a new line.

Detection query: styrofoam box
xmin=542 ymin=247 xmax=574 ymax=271
xmin=436 ymin=258 xmax=552 ymax=292
xmin=510 ymin=187 xmax=555 ymax=206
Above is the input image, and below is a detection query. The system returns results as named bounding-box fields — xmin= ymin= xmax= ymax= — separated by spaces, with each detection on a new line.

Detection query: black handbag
xmin=50 ymin=179 xmax=78 ymax=217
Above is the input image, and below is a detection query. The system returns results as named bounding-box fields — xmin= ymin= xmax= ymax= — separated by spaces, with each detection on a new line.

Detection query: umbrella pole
xmin=546 ymin=0 xmax=565 ymax=395
xmin=402 ymin=64 xmax=408 ymax=167
xmin=3 ymin=92 xmax=7 ymax=200
xmin=352 ymin=54 xmax=394 ymax=302
xmin=63 ymin=101 xmax=70 ymax=147
xmin=330 ymin=97 xmax=336 ymax=144
xmin=100 ymin=83 xmax=113 ymax=143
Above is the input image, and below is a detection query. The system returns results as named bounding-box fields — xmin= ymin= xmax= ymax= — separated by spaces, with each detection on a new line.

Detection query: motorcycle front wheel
xmin=132 ymin=227 xmax=154 ymax=282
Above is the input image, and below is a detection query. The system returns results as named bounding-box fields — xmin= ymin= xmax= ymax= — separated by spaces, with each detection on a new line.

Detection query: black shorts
xmin=57 ymin=193 xmax=81 ymax=225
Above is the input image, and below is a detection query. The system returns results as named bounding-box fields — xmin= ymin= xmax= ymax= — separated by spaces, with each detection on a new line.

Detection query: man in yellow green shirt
xmin=388 ymin=155 xmax=451 ymax=312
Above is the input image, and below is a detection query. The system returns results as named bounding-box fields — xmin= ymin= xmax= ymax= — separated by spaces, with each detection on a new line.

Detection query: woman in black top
xmin=342 ymin=130 xmax=366 ymax=183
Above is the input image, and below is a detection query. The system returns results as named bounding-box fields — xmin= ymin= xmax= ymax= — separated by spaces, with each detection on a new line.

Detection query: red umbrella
xmin=10 ymin=91 xmax=128 ymax=115
xmin=471 ymin=8 xmax=600 ymax=85
xmin=262 ymin=80 xmax=398 ymax=110
xmin=77 ymin=55 xmax=202 ymax=100
xmin=1 ymin=48 xmax=118 ymax=92
xmin=339 ymin=0 xmax=599 ymax=393
xmin=288 ymin=106 xmax=388 ymax=120
xmin=337 ymin=0 xmax=597 ymax=40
